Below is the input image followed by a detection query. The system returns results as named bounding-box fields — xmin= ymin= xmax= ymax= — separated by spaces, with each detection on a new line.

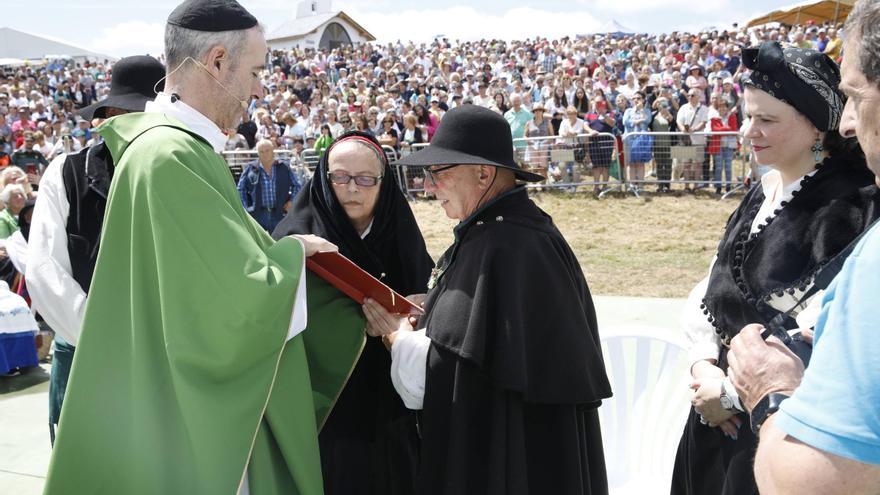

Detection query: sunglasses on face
xmin=327 ymin=171 xmax=383 ymax=187
xmin=423 ymin=164 xmax=460 ymax=186
xmin=340 ymin=119 xmax=351 ymax=124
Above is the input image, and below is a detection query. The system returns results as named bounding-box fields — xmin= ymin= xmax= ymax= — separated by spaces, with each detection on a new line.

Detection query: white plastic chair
xmin=598 ymin=325 xmax=692 ymax=495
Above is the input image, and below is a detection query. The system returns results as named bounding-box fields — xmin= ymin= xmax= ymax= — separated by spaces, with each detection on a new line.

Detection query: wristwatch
xmin=750 ymin=392 xmax=790 ymax=434
xmin=719 ymin=380 xmax=736 ymax=412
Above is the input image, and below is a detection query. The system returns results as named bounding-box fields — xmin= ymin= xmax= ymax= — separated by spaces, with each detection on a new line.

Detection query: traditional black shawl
xmin=272 ymin=132 xmax=433 ymax=495
xmin=702 ymin=153 xmax=880 ymax=342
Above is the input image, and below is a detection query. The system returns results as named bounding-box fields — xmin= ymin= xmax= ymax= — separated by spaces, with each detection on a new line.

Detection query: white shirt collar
xmin=145 ymin=93 xmax=227 ymax=154
xmin=359 ymin=219 xmax=374 ymax=239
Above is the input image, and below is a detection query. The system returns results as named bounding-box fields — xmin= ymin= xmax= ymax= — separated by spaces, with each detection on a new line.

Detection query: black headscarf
xmin=272 ymin=131 xmax=433 ymax=452
xmin=742 ymin=41 xmax=845 ymax=131
xmin=272 ymin=131 xmax=433 ymax=295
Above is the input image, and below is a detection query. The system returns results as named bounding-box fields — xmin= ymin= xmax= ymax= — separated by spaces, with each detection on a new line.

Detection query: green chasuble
xmin=43 ymin=113 xmax=365 ymax=495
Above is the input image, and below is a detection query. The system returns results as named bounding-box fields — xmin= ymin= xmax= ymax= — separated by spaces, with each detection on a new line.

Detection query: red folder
xmin=306 ymin=251 xmax=424 ymax=316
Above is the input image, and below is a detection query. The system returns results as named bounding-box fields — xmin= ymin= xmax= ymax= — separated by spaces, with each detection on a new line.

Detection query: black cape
xmin=272 ymin=132 xmax=434 ymax=495
xmin=417 ymin=186 xmax=612 ymax=495
xmin=671 ymin=153 xmax=880 ymax=495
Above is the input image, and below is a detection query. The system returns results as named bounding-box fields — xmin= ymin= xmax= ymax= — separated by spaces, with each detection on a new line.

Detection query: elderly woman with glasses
xmin=273 ymin=131 xmax=433 ymax=495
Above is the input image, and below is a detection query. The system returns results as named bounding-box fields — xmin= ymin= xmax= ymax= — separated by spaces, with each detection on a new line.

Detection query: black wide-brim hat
xmin=395 ymin=104 xmax=544 ymax=182
xmin=78 ymin=55 xmax=166 ymax=121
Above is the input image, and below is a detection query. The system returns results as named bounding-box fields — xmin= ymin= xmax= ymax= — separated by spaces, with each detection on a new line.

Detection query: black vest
xmin=702 ymin=154 xmax=880 ymax=342
xmin=62 ymin=142 xmax=113 ymax=293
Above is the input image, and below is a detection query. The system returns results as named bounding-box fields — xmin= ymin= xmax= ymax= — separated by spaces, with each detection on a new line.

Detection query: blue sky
xmin=5 ymin=0 xmax=797 ymax=57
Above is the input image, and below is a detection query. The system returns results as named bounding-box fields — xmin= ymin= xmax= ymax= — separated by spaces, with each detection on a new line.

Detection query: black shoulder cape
xmin=703 ymin=153 xmax=880 ymax=341
xmin=272 ymin=133 xmax=433 ymax=495
xmin=417 ymin=187 xmax=611 ymax=495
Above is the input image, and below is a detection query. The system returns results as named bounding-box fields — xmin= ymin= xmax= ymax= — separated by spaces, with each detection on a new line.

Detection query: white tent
xmin=598 ymin=19 xmax=637 ymax=36
xmin=0 ymin=27 xmax=113 ymax=63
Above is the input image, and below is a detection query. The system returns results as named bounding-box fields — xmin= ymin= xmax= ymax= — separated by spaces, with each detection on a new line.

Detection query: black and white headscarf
xmin=742 ymin=41 xmax=845 ymax=132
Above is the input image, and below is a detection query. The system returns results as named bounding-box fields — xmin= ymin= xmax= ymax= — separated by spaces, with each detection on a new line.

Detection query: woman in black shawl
xmin=273 ymin=131 xmax=433 ymax=495
xmin=671 ymin=42 xmax=880 ymax=495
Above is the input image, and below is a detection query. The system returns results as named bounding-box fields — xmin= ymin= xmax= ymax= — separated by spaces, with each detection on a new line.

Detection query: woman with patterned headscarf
xmin=671 ymin=41 xmax=880 ymax=495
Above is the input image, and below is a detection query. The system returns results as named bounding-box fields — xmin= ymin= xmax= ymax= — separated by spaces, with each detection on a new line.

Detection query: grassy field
xmin=409 ymin=190 xmax=739 ymax=298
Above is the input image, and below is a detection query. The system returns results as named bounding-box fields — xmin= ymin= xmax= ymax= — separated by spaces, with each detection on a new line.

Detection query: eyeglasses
xmin=328 ymin=171 xmax=383 ymax=187
xmin=423 ymin=164 xmax=459 ymax=186
xmin=340 ymin=119 xmax=351 ymax=124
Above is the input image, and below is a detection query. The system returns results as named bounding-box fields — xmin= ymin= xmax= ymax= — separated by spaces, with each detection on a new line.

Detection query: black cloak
xmin=416 ymin=186 xmax=612 ymax=495
xmin=671 ymin=153 xmax=880 ymax=495
xmin=272 ymin=132 xmax=434 ymax=495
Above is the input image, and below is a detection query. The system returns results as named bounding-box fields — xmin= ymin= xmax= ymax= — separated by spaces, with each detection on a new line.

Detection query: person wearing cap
xmin=41 ymin=2 xmax=364 ymax=494
xmin=728 ymin=4 xmax=880 ymax=492
xmin=670 ymin=41 xmax=880 ymax=495
xmin=10 ymin=130 xmax=48 ymax=175
xmin=472 ymin=81 xmax=493 ymax=108
xmin=362 ymin=105 xmax=611 ymax=495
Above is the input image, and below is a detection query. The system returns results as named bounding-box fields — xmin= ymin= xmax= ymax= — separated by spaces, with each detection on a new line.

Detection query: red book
xmin=306 ymin=251 xmax=424 ymax=316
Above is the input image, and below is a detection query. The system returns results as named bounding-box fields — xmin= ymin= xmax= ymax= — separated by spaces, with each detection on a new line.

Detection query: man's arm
xmin=237 ymin=166 xmax=253 ymax=209
xmin=754 ymin=416 xmax=880 ymax=495
xmin=27 ymin=154 xmax=88 ymax=345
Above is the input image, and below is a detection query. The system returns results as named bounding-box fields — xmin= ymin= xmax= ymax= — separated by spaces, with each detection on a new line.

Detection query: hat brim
xmin=77 ymin=93 xmax=154 ymax=121
xmin=395 ymin=144 xmax=544 ymax=182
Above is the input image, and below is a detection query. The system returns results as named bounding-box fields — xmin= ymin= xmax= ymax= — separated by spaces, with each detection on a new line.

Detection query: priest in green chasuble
xmin=42 ymin=1 xmax=366 ymax=494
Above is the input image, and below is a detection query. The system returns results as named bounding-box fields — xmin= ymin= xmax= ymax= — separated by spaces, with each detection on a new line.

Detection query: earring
xmin=811 ymin=138 xmax=824 ymax=163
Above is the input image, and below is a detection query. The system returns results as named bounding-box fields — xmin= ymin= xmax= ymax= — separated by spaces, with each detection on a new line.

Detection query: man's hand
xmin=362 ymin=298 xmax=412 ymax=338
xmin=283 ymin=200 xmax=292 ymax=212
xmin=290 ymin=234 xmax=337 ymax=257
xmin=728 ymin=324 xmax=804 ymax=412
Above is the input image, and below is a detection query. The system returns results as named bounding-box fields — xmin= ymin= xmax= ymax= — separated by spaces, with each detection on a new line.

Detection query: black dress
xmin=416 ymin=187 xmax=612 ymax=495
xmin=671 ymin=153 xmax=880 ymax=495
xmin=272 ymin=132 xmax=434 ymax=495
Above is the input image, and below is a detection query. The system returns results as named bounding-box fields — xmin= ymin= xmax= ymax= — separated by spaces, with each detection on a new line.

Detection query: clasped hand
xmin=690 ymin=361 xmax=742 ymax=439
xmin=362 ymin=295 xmax=425 ymax=348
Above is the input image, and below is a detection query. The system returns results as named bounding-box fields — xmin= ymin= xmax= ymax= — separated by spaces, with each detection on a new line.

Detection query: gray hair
xmin=164 ymin=23 xmax=264 ymax=74
xmin=0 ymin=184 xmax=25 ymax=206
xmin=845 ymin=0 xmax=880 ymax=86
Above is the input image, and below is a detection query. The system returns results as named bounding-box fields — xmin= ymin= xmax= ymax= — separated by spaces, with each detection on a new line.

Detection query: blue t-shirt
xmin=775 ymin=222 xmax=880 ymax=464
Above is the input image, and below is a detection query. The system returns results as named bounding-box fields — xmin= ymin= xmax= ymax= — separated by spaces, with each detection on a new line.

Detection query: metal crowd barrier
xmin=395 ymin=142 xmax=430 ymax=198
xmin=621 ymin=131 xmax=745 ymax=198
xmin=223 ymin=145 xmax=405 ymax=194
xmin=512 ymin=132 xmax=622 ymax=197
xmin=221 ymin=149 xmax=311 ymax=184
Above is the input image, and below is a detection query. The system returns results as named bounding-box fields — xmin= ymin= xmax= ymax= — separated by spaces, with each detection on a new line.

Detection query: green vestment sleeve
xmin=43 ymin=113 xmax=364 ymax=495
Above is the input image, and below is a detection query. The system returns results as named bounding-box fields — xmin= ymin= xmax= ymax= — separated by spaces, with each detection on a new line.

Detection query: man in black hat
xmin=363 ymin=104 xmax=612 ymax=495
xmin=28 ymin=54 xmax=165 ymax=445
xmin=41 ymin=1 xmax=362 ymax=494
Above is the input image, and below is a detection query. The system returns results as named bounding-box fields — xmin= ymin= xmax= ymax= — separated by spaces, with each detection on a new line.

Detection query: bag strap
xmin=764 ymin=218 xmax=880 ymax=343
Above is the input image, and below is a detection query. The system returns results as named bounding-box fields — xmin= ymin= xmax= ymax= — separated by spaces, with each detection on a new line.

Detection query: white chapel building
xmin=266 ymin=0 xmax=376 ymax=51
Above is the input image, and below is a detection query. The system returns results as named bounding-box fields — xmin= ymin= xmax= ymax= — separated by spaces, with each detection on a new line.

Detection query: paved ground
xmin=0 ymin=296 xmax=685 ymax=494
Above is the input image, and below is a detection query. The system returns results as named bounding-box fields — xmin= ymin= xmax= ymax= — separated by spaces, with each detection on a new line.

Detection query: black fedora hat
xmin=78 ymin=55 xmax=165 ymax=121
xmin=395 ymin=104 xmax=544 ymax=182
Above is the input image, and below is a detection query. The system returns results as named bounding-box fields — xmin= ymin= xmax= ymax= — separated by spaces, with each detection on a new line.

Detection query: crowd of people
xmin=3 ymin=1 xmax=880 ymax=494
xmin=0 ymin=17 xmax=849 ymax=198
